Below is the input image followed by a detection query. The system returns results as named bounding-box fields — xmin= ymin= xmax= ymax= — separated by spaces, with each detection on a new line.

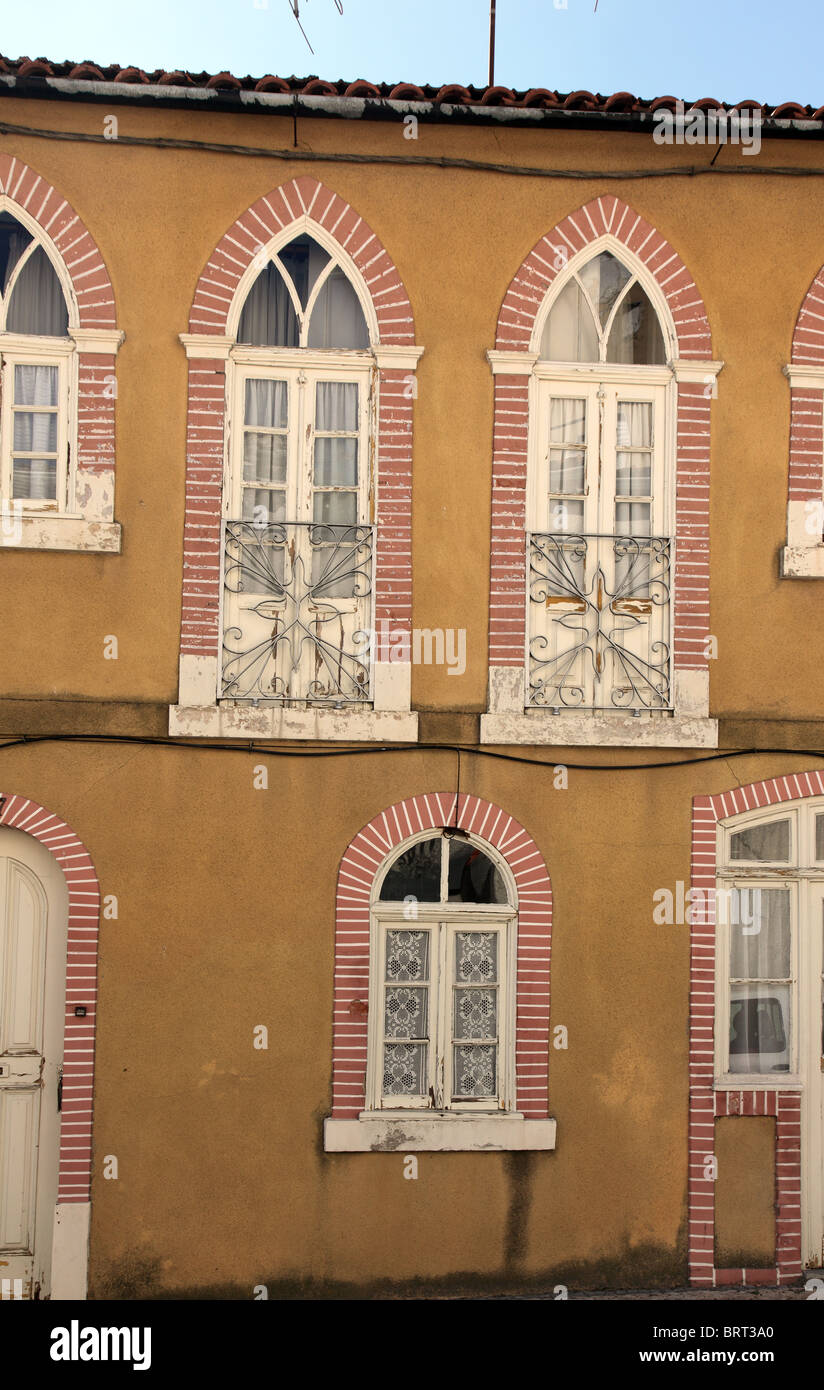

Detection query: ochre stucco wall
xmin=714 ymin=1117 xmax=776 ymax=1268
xmin=0 ymin=100 xmax=823 ymax=717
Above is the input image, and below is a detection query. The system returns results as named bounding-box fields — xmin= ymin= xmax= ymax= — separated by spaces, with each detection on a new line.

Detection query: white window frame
xmin=482 ymin=234 xmax=721 ymax=748
xmin=0 ymin=196 xmax=123 ymax=552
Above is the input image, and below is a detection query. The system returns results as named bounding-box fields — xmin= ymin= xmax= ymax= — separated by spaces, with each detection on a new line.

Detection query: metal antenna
xmin=489 ymin=0 xmax=496 ymax=87
xmin=286 ymin=0 xmax=344 ymax=54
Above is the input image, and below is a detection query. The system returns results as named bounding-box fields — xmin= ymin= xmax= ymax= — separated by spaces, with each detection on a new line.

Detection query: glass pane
xmin=244 ymin=379 xmax=287 ymax=428
xmin=615 ymin=501 xmax=650 ymax=537
xmin=606 ymin=282 xmax=666 ymax=364
xmin=6 ymin=247 xmax=68 ymax=336
xmin=232 ymin=521 xmax=284 ymax=590
xmin=0 ymin=212 xmax=32 ymax=292
xmin=455 ymin=931 xmax=497 ymax=984
xmin=548 ymin=499 xmax=584 ymax=534
xmin=453 ymin=988 xmax=497 ymax=1040
xmin=380 ymin=843 xmax=441 ymax=903
xmin=540 ymin=279 xmax=599 ymax=362
xmin=278 ymin=234 xmax=330 ymax=309
xmin=308 ymin=268 xmax=369 ymax=349
xmin=312 ymin=491 xmax=357 ymax=525
xmin=14 ymin=364 xmax=57 ymax=407
xmin=314 ymin=437 xmax=358 ymax=487
xmin=728 ymin=985 xmax=791 ymax=1074
xmin=385 ymin=986 xmax=427 ymax=1039
xmin=816 ymin=814 xmax=824 ymax=861
xmin=453 ymin=1044 xmax=496 ymax=1098
xmin=237 ymin=263 xmax=299 ymax=347
xmin=383 ymin=1042 xmax=426 ymax=1096
xmin=729 ymin=819 xmax=791 ymax=862
xmin=12 ymin=459 xmax=56 ymax=499
xmin=242 ymin=433 xmax=286 ymax=485
xmin=615 ymin=402 xmax=652 ymax=497
xmin=549 ymin=396 xmax=586 ymax=445
xmin=730 ymin=888 xmax=791 ymax=979
xmin=241 ymin=488 xmax=285 ymax=525
xmin=579 ymin=251 xmax=632 ymax=329
xmin=385 ymin=929 xmax=430 ymax=981
xmin=13 ymin=412 xmax=57 ymax=454
xmin=316 ymin=380 xmax=358 ymax=431
xmin=447 ymin=841 xmax=508 ymax=904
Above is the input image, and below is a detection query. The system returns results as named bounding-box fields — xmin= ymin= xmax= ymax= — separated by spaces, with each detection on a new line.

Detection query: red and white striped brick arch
xmin=331 ymin=792 xmax=552 ymax=1119
xmin=181 ymin=176 xmax=416 ymax=662
xmin=688 ymin=772 xmax=823 ymax=1286
xmin=0 ymin=793 xmax=100 ymax=1206
xmin=786 ymin=269 xmax=824 ymax=510
xmin=0 ymin=155 xmax=118 ymax=490
xmin=489 ymin=195 xmax=713 ymax=677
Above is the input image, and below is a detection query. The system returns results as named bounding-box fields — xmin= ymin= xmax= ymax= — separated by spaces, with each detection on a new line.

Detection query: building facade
xmin=0 ymin=59 xmax=823 ymax=1297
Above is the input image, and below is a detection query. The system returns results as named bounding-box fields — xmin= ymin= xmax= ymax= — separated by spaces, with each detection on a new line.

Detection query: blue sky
xmin=2 ymin=0 xmax=822 ymax=107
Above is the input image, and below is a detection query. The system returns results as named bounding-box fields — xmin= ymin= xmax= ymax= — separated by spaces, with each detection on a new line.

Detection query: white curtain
xmin=241 ymin=378 xmax=287 ymax=525
xmin=541 ymin=280 xmax=599 ymax=362
xmin=12 ymin=364 xmax=58 ymax=500
xmin=6 ymin=247 xmax=68 ymax=336
xmin=607 ymin=283 xmax=665 ymax=365
xmin=308 ymin=269 xmax=369 ymax=349
xmin=237 ymin=264 xmax=299 ymax=347
xmin=728 ymin=888 xmax=791 ymax=1075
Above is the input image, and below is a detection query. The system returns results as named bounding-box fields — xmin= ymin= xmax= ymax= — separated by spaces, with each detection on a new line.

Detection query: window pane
xmin=455 ymin=931 xmax=497 ymax=984
xmin=447 ymin=841 xmax=508 ymax=904
xmin=0 ymin=212 xmax=32 ymax=293
xmin=615 ymin=402 xmax=652 ymax=497
xmin=606 ymin=283 xmax=666 ymax=365
xmin=578 ymin=251 xmax=632 ymax=329
xmin=383 ymin=1042 xmax=427 ymax=1097
xmin=385 ymin=929 xmax=430 ymax=981
xmin=244 ymin=379 xmax=287 ymax=428
xmin=12 ymin=459 xmax=56 ymax=499
xmin=729 ymin=819 xmax=791 ymax=862
xmin=308 ymin=268 xmax=369 ymax=349
xmin=6 ymin=247 xmax=68 ymax=336
xmin=615 ymin=501 xmax=650 ymax=537
xmin=453 ymin=1044 xmax=496 ymax=1098
xmin=384 ymin=986 xmax=427 ymax=1039
xmin=237 ymin=264 xmax=299 ymax=346
xmin=729 ymin=888 xmax=791 ymax=979
xmin=548 ymin=499 xmax=584 ymax=533
xmin=14 ymin=364 xmax=58 ymax=407
xmin=312 ymin=491 xmax=358 ymax=525
xmin=316 ymin=381 xmax=358 ymax=432
xmin=453 ymin=989 xmax=497 ymax=1040
xmin=540 ymin=279 xmax=599 ymax=362
xmin=380 ymin=843 xmax=441 ymax=902
xmin=314 ymin=437 xmax=358 ymax=487
xmin=549 ymin=396 xmax=586 ymax=445
xmin=13 ymin=412 xmax=57 ymax=454
xmin=278 ymin=234 xmax=330 ymax=310
xmin=241 ymin=489 xmax=285 ymax=526
xmin=728 ymin=985 xmax=791 ymax=1074
xmin=816 ymin=814 xmax=824 ymax=861
xmin=243 ymin=433 xmax=287 ymax=486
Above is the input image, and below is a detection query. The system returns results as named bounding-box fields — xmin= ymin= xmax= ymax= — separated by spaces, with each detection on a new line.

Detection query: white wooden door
xmin=0 ymin=829 xmax=67 ymax=1299
xmin=805 ymin=886 xmax=824 ymax=1269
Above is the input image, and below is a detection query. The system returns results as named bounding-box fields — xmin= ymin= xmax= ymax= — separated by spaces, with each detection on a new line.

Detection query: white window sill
xmin=168 ymin=702 xmax=419 ymax=742
xmin=480 ymin=710 xmax=718 ymax=748
xmin=323 ymin=1113 xmax=557 ymax=1152
xmin=714 ymin=1077 xmax=801 ymax=1089
xmin=0 ymin=516 xmax=122 ymax=553
xmin=780 ymin=545 xmax=824 ymax=579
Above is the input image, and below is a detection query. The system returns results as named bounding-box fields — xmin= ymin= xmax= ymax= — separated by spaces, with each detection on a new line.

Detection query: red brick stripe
xmin=331 ymin=793 xmax=553 ymax=1119
xmin=0 ymin=795 xmax=100 ymax=1205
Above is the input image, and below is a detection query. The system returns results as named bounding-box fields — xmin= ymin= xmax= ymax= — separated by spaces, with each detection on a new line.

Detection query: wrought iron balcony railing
xmin=221 ymin=520 xmax=374 ymax=705
xmin=528 ymin=531 xmax=672 ymax=712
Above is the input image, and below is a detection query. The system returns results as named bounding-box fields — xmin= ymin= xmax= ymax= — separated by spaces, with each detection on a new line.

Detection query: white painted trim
xmin=0 ymin=516 xmax=121 ymax=552
xmin=372 ymin=345 xmax=425 ymax=371
xmin=671 ymin=359 xmax=724 ymax=384
xmin=486 ymin=349 xmax=538 ymax=377
xmin=783 ymin=364 xmax=824 ymax=390
xmin=480 ymin=708 xmax=718 ymax=748
xmin=783 ymin=501 xmax=824 ymax=577
xmin=781 ymin=545 xmax=824 ymax=578
xmin=323 ymin=1114 xmax=557 ymax=1152
xmin=70 ymin=329 xmax=125 ymax=356
xmin=50 ymin=1202 xmax=90 ymax=1301
xmin=179 ymin=333 xmax=233 ymax=360
xmin=168 ymin=702 xmax=418 ymax=741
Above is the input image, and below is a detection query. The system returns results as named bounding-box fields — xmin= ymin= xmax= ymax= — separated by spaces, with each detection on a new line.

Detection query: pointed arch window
xmin=0 ymin=211 xmax=73 ymax=510
xmin=223 ymin=231 xmax=376 ymax=707
xmin=528 ymin=249 xmax=674 ymax=714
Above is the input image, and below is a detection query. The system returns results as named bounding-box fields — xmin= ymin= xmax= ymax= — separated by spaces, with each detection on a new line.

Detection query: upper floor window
xmin=222 ymin=232 xmax=376 ymax=707
xmin=529 ymin=249 xmax=673 ymax=714
xmin=0 ymin=211 xmax=72 ymax=511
